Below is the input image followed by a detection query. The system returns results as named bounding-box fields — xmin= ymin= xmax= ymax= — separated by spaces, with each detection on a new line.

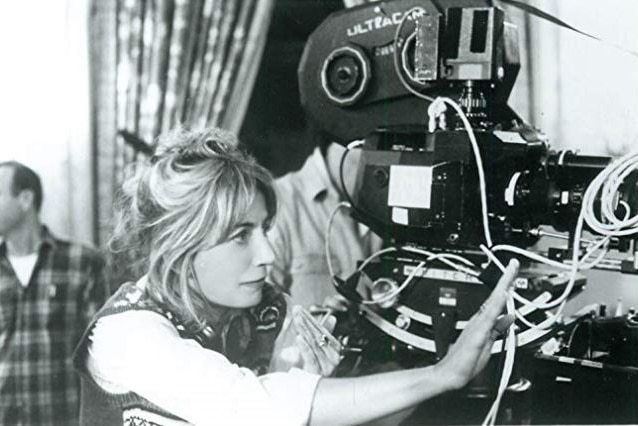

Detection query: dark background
xmin=240 ymin=0 xmax=343 ymax=177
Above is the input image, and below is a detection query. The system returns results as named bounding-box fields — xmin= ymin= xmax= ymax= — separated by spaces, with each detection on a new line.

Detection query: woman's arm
xmin=87 ymin=259 xmax=516 ymax=425
xmin=310 ymin=364 xmax=451 ymax=425
xmin=308 ymin=260 xmax=518 ymax=425
xmin=87 ymin=310 xmax=322 ymax=426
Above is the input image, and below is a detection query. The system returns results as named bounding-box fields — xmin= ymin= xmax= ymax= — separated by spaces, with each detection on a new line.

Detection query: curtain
xmin=89 ymin=0 xmax=275 ymax=246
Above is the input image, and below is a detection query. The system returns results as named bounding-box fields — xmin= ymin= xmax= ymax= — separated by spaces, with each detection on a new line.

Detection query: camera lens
xmin=321 ymin=45 xmax=370 ymax=106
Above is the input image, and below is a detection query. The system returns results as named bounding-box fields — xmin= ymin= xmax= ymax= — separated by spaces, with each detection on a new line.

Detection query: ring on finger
xmin=318 ymin=335 xmax=329 ymax=347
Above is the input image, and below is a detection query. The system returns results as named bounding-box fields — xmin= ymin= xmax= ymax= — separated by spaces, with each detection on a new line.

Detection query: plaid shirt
xmin=0 ymin=226 xmax=110 ymax=426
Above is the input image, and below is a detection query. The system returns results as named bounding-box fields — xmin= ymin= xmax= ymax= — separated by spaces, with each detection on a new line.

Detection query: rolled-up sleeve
xmin=87 ymin=310 xmax=321 ymax=426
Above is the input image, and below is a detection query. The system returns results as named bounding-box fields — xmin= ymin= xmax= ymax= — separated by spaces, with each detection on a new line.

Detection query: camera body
xmin=351 ymin=127 xmax=630 ymax=250
xmin=299 ymin=0 xmax=638 ymax=361
xmin=299 ymin=0 xmax=520 ymax=143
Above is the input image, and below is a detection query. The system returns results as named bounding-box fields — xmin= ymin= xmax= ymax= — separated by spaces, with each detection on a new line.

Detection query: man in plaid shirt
xmin=0 ymin=161 xmax=110 ymax=425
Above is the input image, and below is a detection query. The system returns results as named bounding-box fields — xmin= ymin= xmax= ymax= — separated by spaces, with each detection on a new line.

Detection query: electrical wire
xmin=339 ymin=7 xmax=638 ymax=422
xmin=401 ymin=245 xmax=480 ymax=276
xmin=584 ymin=150 xmax=638 ymax=236
xmin=361 ymin=250 xmax=481 ymax=306
xmin=324 ymin=241 xmax=482 ymax=307
xmin=363 ymin=260 xmax=426 ymax=306
xmin=325 ymin=139 xmax=366 ymax=286
xmin=428 ymin=97 xmax=494 ymax=247
xmin=338 ymin=140 xmax=364 ymax=216
xmin=392 ymin=9 xmax=637 ymax=315
xmin=392 ymin=7 xmax=494 ymax=246
xmin=325 ymin=201 xmax=353 ymax=286
xmin=389 ymin=8 xmax=638 ymax=422
xmin=338 ymin=145 xmax=357 ymax=209
xmin=490 ymin=176 xmax=633 ymax=316
xmin=483 ymin=292 xmax=517 ymax=426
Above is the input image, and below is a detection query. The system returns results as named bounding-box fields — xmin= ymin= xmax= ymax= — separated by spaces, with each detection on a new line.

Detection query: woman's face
xmin=193 ymin=191 xmax=275 ymax=308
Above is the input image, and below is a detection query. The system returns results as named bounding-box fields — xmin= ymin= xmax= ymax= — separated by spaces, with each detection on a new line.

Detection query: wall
xmin=0 ymin=1 xmax=93 ymax=245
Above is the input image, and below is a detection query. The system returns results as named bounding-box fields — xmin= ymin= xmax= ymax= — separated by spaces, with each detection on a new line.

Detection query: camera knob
xmin=371 ymin=278 xmax=400 ymax=309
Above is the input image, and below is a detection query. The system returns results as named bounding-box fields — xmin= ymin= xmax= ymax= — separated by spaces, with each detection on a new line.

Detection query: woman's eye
xmin=233 ymin=229 xmax=250 ymax=245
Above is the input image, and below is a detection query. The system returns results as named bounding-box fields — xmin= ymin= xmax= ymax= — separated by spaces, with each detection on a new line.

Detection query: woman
xmin=74 ymin=127 xmax=517 ymax=426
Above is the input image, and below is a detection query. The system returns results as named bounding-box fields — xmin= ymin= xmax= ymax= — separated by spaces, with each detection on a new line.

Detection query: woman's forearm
xmin=309 ymin=364 xmax=456 ymax=425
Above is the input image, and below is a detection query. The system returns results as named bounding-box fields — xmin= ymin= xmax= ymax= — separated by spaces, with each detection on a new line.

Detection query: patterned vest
xmin=73 ymin=282 xmax=287 ymax=426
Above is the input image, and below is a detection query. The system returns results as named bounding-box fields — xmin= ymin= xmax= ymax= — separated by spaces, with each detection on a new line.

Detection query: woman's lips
xmin=241 ymin=278 xmax=266 ymax=286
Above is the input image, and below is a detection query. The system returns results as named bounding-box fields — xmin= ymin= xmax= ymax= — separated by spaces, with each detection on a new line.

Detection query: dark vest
xmin=73 ymin=282 xmax=287 ymax=426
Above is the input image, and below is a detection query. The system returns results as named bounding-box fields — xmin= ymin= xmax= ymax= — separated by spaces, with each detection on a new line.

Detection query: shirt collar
xmin=302 ymin=147 xmax=336 ymax=202
xmin=296 ymin=147 xmax=372 ymax=238
xmin=40 ymin=225 xmax=57 ymax=249
xmin=0 ymin=225 xmax=57 ymax=256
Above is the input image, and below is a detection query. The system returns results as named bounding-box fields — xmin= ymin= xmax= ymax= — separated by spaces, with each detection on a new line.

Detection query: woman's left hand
xmin=292 ymin=306 xmax=342 ymax=376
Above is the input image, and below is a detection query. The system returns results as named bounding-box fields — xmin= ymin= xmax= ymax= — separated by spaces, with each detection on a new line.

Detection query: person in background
xmin=266 ymin=0 xmax=384 ymax=310
xmin=72 ymin=127 xmax=518 ymax=425
xmin=268 ymin=137 xmax=382 ymax=308
xmin=0 ymin=161 xmax=110 ymax=425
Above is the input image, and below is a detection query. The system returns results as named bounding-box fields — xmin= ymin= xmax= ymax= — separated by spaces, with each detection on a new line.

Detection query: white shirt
xmin=87 ymin=308 xmax=320 ymax=426
xmin=7 ymin=253 xmax=38 ymax=287
xmin=268 ymin=147 xmax=383 ymax=307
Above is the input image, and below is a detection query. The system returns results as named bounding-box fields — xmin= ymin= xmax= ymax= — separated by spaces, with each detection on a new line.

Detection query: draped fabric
xmin=89 ymin=0 xmax=275 ymax=245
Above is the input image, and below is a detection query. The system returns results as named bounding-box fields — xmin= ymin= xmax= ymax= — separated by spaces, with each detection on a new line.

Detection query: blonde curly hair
xmin=110 ymin=127 xmax=277 ymax=329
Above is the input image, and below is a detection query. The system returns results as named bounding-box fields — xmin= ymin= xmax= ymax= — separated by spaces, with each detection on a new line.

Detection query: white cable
xmin=393 ymin=10 xmax=495 ymax=260
xmin=396 ymin=57 xmax=637 ymax=325
xmin=476 ymin=247 xmax=517 ymax=426
xmin=347 ymin=139 xmax=364 ymax=150
xmin=401 ymin=245 xmax=480 ymax=276
xmin=583 ymin=150 xmax=638 ymax=236
xmin=391 ymin=10 xmax=638 ymax=418
xmin=363 ymin=261 xmax=426 ymax=305
xmin=491 ymin=172 xmax=633 ymax=315
xmin=325 ymin=202 xmax=353 ymax=285
xmin=359 ymin=249 xmax=479 ymax=306
xmin=390 ymin=14 xmax=637 ymax=416
xmin=483 ymin=292 xmax=517 ymax=426
xmin=356 ymin=247 xmax=399 ymax=271
xmin=495 ymin=151 xmax=637 ymax=327
xmin=427 ymin=97 xmax=493 ymax=247
xmin=392 ymin=3 xmax=638 ymax=326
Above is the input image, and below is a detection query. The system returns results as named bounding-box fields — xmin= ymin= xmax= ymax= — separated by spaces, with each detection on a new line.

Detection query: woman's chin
xmin=234 ymin=284 xmax=265 ymax=308
xmin=204 ymin=281 xmax=265 ymax=309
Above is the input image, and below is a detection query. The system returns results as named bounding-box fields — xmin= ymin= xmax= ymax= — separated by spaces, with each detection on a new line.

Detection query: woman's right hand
xmin=293 ymin=306 xmax=342 ymax=376
xmin=269 ymin=303 xmax=342 ymax=376
xmin=434 ymin=259 xmax=518 ymax=391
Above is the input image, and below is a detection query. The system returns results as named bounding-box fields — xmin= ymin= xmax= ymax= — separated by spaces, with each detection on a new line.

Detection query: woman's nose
xmin=255 ymin=232 xmax=275 ymax=266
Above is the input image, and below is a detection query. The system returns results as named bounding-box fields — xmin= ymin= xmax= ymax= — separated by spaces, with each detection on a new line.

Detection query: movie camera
xmin=298 ymin=0 xmax=638 ymax=370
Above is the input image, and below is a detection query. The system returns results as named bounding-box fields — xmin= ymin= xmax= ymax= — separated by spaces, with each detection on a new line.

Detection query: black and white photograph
xmin=1 ymin=0 xmax=637 ymax=425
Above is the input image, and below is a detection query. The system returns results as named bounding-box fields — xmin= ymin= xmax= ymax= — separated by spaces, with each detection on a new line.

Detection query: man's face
xmin=0 ymin=167 xmax=24 ymax=236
